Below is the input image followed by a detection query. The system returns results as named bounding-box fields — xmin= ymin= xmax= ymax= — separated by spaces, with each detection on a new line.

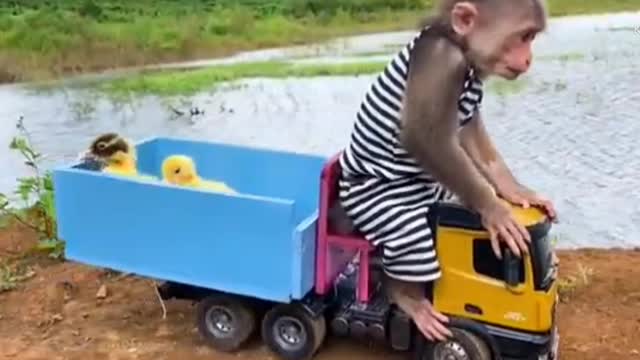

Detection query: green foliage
xmin=0 ymin=1 xmax=426 ymax=82
xmin=0 ymin=0 xmax=638 ymax=82
xmin=78 ymin=0 xmax=103 ymax=20
xmin=0 ymin=0 xmax=430 ymax=19
xmin=0 ymin=116 xmax=64 ymax=260
xmin=99 ymin=60 xmax=388 ymax=96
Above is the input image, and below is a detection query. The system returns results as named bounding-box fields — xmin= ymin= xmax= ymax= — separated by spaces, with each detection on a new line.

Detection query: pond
xmin=1 ymin=12 xmax=639 ymax=249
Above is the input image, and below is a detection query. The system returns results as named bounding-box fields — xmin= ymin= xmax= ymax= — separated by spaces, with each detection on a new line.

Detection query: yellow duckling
xmin=161 ymin=155 xmax=237 ymax=195
xmin=83 ymin=133 xmax=157 ymax=182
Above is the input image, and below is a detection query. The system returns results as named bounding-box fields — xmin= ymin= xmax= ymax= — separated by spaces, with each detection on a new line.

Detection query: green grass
xmin=537 ymin=53 xmax=587 ymax=63
xmin=486 ymin=78 xmax=530 ymax=96
xmin=98 ymin=60 xmax=388 ymax=96
xmin=546 ymin=0 xmax=640 ymax=16
xmin=96 ymin=47 xmax=595 ymax=97
xmin=0 ymin=0 xmax=426 ymax=83
xmin=0 ymin=0 xmax=637 ymax=83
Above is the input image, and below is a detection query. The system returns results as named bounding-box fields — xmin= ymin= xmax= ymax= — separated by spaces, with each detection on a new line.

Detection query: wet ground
xmin=2 ymin=223 xmax=640 ymax=360
xmin=1 ymin=12 xmax=640 ymax=248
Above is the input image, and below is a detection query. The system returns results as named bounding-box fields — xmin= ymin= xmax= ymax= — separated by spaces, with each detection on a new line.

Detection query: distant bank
xmin=0 ymin=0 xmax=638 ymax=83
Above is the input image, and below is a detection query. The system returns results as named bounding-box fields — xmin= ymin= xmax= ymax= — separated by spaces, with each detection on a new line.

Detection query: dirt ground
xmin=1 ymin=224 xmax=639 ymax=360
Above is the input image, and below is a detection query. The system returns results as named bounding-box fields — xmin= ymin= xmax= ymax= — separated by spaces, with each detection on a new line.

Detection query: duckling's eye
xmin=97 ymin=142 xmax=106 ymax=150
xmin=174 ymin=168 xmax=180 ymax=174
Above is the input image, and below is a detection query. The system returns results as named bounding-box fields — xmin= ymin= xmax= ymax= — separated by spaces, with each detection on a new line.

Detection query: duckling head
xmin=81 ymin=133 xmax=135 ymax=166
xmin=161 ymin=155 xmax=198 ymax=185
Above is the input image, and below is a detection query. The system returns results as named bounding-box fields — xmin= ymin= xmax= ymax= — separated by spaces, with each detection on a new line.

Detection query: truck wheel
xmin=196 ymin=294 xmax=256 ymax=352
xmin=261 ymin=303 xmax=327 ymax=360
xmin=416 ymin=328 xmax=492 ymax=360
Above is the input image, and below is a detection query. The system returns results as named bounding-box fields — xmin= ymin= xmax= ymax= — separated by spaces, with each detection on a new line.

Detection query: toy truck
xmin=53 ymin=137 xmax=559 ymax=360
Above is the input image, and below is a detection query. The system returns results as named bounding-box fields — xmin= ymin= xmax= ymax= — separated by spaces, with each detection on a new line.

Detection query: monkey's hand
xmin=496 ymin=182 xmax=558 ymax=223
xmin=479 ymin=199 xmax=531 ymax=259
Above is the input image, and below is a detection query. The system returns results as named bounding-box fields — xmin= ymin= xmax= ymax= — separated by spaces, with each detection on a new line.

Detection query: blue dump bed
xmin=53 ymin=137 xmax=327 ymax=303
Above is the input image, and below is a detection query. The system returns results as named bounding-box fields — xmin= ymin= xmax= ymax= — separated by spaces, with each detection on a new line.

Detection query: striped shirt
xmin=338 ymin=26 xmax=484 ymax=282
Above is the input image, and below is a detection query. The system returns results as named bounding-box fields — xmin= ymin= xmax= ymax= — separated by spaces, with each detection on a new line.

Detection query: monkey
xmin=337 ymin=0 xmax=557 ymax=343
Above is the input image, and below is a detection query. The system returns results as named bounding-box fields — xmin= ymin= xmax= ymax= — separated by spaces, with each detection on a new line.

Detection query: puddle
xmin=1 ymin=11 xmax=639 ymax=249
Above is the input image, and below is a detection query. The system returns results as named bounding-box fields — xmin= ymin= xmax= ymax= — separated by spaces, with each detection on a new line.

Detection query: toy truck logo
xmin=504 ymin=311 xmax=527 ymax=322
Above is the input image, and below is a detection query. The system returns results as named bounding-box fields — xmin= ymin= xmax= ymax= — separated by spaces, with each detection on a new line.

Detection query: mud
xmin=1 ymin=225 xmax=639 ymax=360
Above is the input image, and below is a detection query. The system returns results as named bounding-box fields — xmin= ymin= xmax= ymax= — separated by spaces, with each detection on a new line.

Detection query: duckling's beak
xmin=77 ymin=150 xmax=98 ymax=163
xmin=76 ymin=150 xmax=107 ymax=171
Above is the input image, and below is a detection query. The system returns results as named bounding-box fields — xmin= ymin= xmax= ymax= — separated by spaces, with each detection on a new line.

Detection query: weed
xmin=0 ymin=261 xmax=36 ymax=293
xmin=557 ymin=262 xmax=594 ymax=302
xmin=0 ymin=116 xmax=64 ymax=260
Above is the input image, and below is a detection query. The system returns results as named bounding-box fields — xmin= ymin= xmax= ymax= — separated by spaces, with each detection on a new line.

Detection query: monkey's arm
xmin=459 ymin=111 xmax=523 ymax=192
xmin=400 ymin=36 xmax=497 ymax=213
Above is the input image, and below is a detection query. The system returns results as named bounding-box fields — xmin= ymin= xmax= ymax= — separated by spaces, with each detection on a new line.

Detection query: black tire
xmin=261 ymin=303 xmax=327 ymax=360
xmin=196 ymin=293 xmax=256 ymax=352
xmin=415 ymin=328 xmax=492 ymax=360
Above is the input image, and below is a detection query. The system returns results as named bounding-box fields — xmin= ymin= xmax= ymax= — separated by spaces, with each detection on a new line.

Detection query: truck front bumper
xmin=488 ymin=323 xmax=558 ymax=360
xmin=535 ymin=325 xmax=559 ymax=360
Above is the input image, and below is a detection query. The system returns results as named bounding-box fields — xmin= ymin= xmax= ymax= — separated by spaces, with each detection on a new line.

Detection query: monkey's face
xmin=476 ymin=22 xmax=540 ymax=80
xmin=450 ymin=1 xmax=545 ymax=80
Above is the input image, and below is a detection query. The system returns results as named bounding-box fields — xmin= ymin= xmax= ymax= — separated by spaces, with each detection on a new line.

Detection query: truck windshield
xmin=530 ymin=224 xmax=554 ymax=291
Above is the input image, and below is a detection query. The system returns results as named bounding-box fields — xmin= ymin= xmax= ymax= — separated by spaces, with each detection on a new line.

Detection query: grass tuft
xmin=0 ymin=261 xmax=36 ymax=294
xmin=557 ymin=262 xmax=594 ymax=302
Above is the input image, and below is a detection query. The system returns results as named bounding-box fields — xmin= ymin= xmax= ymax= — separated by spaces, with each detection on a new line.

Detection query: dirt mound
xmin=0 ymin=224 xmax=638 ymax=360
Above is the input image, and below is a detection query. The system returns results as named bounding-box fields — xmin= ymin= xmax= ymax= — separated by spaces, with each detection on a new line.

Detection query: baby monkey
xmin=337 ymin=0 xmax=557 ymax=344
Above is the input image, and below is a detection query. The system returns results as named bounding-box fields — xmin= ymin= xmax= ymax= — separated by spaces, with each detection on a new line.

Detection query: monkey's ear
xmin=450 ymin=1 xmax=478 ymax=36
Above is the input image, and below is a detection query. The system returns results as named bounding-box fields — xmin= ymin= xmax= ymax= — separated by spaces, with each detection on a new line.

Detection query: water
xmin=1 ymin=12 xmax=639 ymax=249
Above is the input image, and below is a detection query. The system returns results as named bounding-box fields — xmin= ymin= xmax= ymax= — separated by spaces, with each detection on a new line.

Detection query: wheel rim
xmin=272 ymin=316 xmax=307 ymax=352
xmin=205 ymin=306 xmax=235 ymax=338
xmin=433 ymin=339 xmax=470 ymax=360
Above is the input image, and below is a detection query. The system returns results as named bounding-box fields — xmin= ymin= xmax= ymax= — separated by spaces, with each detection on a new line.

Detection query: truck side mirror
xmin=503 ymin=249 xmax=522 ymax=287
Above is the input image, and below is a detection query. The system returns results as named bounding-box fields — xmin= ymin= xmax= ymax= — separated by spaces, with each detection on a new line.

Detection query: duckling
xmin=161 ymin=155 xmax=237 ymax=195
xmin=82 ymin=133 xmax=157 ymax=182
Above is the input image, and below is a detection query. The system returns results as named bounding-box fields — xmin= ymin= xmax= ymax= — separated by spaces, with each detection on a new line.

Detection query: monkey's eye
xmin=521 ymin=31 xmax=536 ymax=42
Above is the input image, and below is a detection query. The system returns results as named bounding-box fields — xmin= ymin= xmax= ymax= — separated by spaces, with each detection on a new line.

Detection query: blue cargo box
xmin=53 ymin=137 xmax=327 ymax=303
